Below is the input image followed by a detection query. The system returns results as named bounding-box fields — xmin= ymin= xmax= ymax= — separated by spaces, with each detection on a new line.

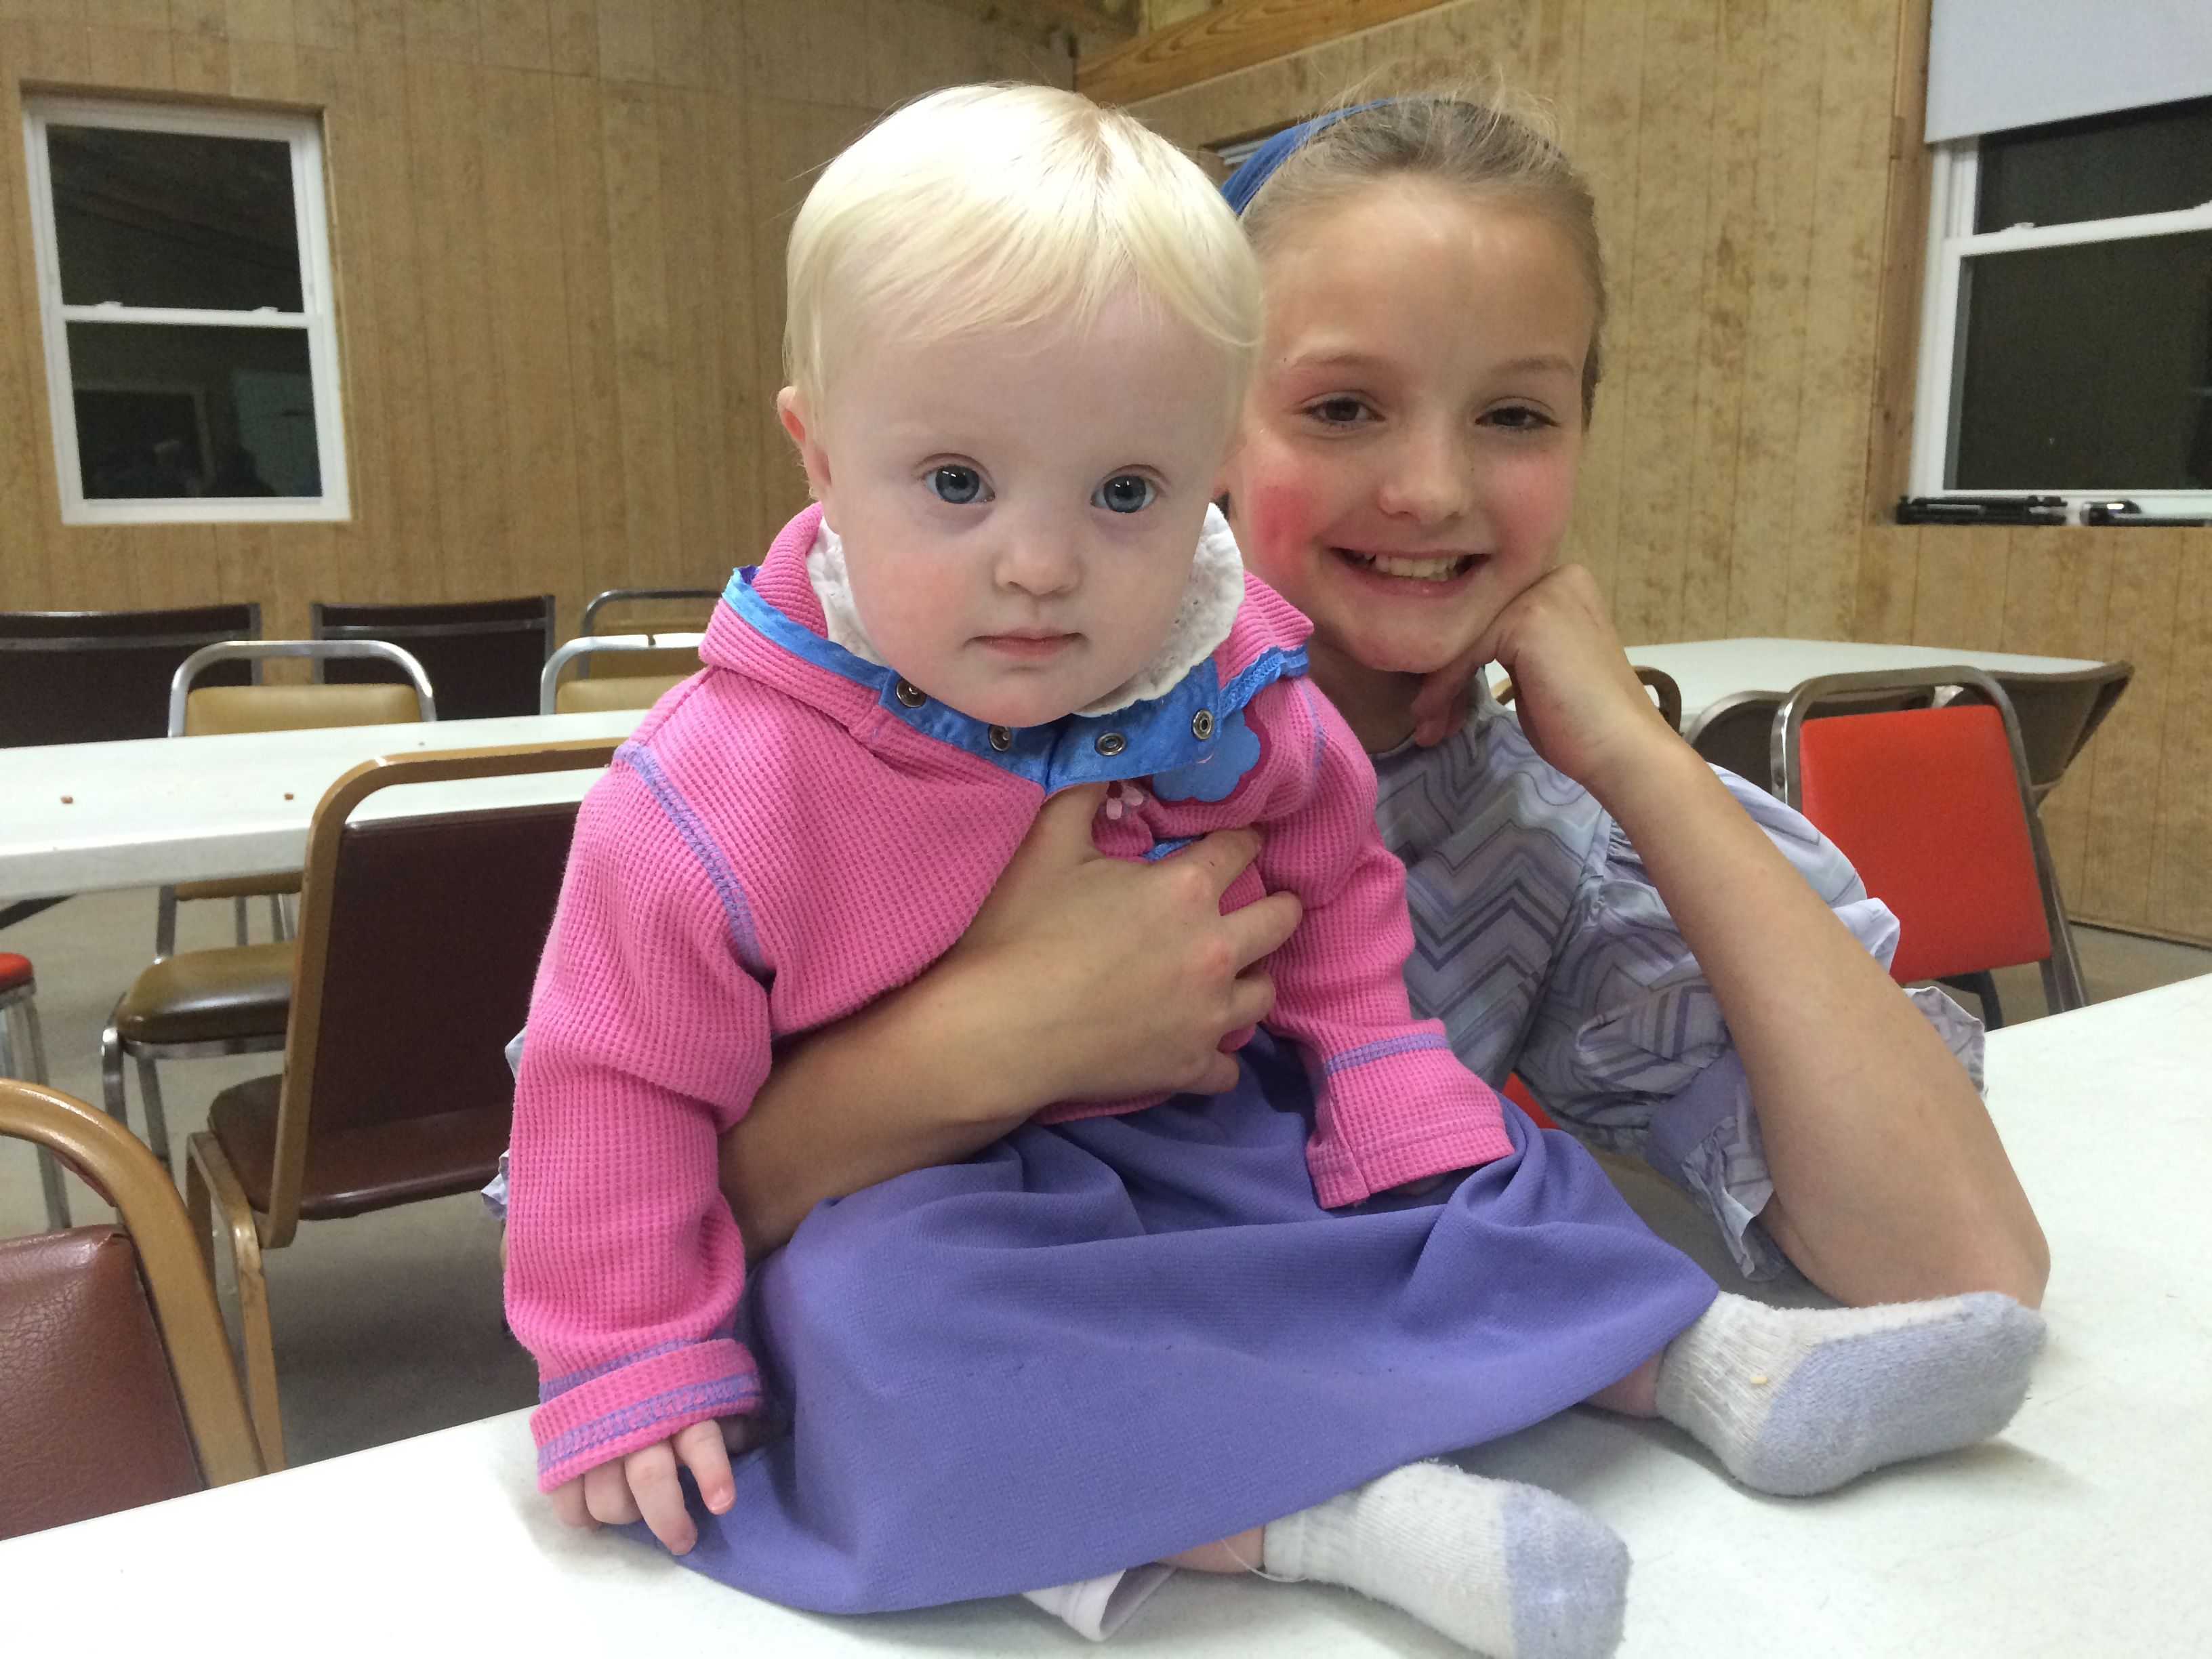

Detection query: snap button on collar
xmin=987 ymin=725 xmax=1012 ymax=752
xmin=894 ymin=680 xmax=926 ymax=708
xmin=1094 ymin=731 xmax=1126 ymax=757
xmin=1191 ymin=710 xmax=1215 ymax=740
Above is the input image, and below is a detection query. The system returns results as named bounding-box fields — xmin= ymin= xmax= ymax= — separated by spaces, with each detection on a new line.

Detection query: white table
xmin=1626 ymin=638 xmax=2105 ymax=734
xmin=3 ymin=975 xmax=2205 ymax=1655
xmin=0 ymin=710 xmax=646 ymax=903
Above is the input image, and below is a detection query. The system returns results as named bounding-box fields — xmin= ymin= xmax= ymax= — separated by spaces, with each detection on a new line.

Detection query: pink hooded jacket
xmin=507 ymin=505 xmax=1513 ymax=1490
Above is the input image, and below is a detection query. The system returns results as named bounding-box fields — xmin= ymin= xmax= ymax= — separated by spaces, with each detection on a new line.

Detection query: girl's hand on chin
xmin=1460 ymin=565 xmax=1681 ymax=800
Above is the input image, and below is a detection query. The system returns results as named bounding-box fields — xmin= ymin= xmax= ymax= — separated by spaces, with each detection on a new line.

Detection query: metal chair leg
xmin=268 ymin=893 xmax=287 ymax=943
xmin=100 ymin=1015 xmax=130 ymax=1124
xmin=233 ymin=895 xmax=250 ymax=947
xmin=190 ymin=1134 xmax=285 ymax=1470
xmin=135 ymin=1052 xmax=172 ymax=1170
xmin=8 ymin=998 xmax=73 ymax=1231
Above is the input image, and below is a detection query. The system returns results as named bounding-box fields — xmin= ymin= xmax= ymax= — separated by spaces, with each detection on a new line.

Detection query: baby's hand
xmin=548 ymin=1417 xmax=759 ymax=1553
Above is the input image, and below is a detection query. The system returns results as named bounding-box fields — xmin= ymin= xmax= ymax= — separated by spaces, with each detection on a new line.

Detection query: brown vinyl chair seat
xmin=0 ymin=1227 xmax=204 ymax=1536
xmin=205 ymin=1074 xmax=508 ymax=1220
xmin=113 ymin=941 xmax=293 ymax=1046
xmin=1 ymin=1080 xmax=264 ymax=1536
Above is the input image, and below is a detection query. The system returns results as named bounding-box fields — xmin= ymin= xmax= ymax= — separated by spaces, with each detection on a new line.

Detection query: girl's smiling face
xmin=1225 ymin=177 xmax=1595 ymax=697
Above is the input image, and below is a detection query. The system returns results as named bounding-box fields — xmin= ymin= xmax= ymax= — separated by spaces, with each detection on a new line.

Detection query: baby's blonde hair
xmin=784 ymin=83 xmax=1261 ymax=415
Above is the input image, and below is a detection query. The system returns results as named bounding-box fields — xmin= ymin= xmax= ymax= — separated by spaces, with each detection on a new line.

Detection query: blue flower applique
xmin=1149 ymin=708 xmax=1260 ymax=802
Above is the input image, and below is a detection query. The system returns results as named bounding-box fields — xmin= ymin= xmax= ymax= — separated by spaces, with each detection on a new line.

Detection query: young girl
xmin=506 ymin=86 xmax=2042 ymax=1658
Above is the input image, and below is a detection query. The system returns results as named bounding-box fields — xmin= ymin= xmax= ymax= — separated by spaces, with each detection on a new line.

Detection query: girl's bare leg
xmin=1164 ymin=1528 xmax=1265 ymax=1573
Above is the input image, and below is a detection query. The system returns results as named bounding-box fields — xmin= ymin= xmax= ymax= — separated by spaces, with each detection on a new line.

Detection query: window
xmin=1910 ymin=97 xmax=2212 ymax=518
xmin=20 ymin=97 xmax=348 ymax=525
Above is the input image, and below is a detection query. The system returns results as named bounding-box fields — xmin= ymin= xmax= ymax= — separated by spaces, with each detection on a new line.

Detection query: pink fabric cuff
xmin=1305 ymin=1051 xmax=1515 ymax=1210
xmin=531 ymin=1336 xmax=763 ymax=1490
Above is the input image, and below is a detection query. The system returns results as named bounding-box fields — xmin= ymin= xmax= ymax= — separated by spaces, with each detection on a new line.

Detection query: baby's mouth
xmin=1334 ymin=548 xmax=1478 ymax=583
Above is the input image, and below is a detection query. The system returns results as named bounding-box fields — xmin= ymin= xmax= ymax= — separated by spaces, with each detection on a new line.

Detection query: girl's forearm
xmin=1593 ymin=739 xmax=2049 ymax=1309
xmin=719 ymin=964 xmax=1042 ymax=1258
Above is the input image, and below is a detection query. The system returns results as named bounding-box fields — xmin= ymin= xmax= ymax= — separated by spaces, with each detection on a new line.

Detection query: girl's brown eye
xmin=1312 ymin=398 xmax=1368 ymax=424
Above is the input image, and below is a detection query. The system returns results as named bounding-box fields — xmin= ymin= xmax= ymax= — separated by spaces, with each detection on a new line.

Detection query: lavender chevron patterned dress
xmin=1375 ymin=685 xmax=1986 ymax=1280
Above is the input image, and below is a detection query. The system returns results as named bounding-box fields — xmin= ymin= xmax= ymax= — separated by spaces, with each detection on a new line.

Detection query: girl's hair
xmin=1237 ymin=93 xmax=1607 ymax=416
xmin=785 ymin=83 xmax=1261 ymax=415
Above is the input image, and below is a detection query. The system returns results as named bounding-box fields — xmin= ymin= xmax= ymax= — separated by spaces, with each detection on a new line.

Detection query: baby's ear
xmin=776 ymin=386 xmax=832 ymax=496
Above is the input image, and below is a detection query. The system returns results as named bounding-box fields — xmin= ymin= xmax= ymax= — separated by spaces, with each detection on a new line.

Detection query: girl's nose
xmin=992 ymin=521 xmax=1082 ymax=596
xmin=1374 ymin=419 xmax=1471 ymax=528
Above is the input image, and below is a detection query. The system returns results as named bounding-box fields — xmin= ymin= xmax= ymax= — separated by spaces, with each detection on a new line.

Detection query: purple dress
xmin=648 ymin=1030 xmax=1716 ymax=1612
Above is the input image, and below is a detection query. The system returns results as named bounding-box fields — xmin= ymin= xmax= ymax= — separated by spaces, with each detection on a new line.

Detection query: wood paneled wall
xmin=1127 ymin=0 xmax=2212 ymax=945
xmin=0 ymin=0 xmax=1068 ymax=636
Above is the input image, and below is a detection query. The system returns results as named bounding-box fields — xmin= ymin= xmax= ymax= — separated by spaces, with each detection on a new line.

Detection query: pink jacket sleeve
xmin=1253 ymin=680 xmax=1516 ymax=1208
xmin=506 ymin=757 xmax=771 ymax=1491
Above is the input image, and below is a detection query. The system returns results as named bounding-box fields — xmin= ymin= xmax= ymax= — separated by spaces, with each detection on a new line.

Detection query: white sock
xmin=1261 ymin=1461 xmax=1627 ymax=1659
xmin=1655 ymin=1290 xmax=2045 ymax=1497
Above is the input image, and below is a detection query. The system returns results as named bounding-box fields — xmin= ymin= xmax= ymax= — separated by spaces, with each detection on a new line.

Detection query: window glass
xmin=1952 ymin=230 xmax=2212 ymax=489
xmin=1975 ymin=97 xmax=2212 ymax=232
xmin=66 ymin=323 xmax=320 ymax=499
xmin=47 ymin=125 xmax=303 ymax=312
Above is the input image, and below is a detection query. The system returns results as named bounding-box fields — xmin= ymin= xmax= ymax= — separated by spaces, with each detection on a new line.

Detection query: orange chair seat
xmin=206 ymin=1074 xmax=510 ymax=1220
xmin=1796 ymin=704 xmax=2052 ymax=985
xmin=0 ymin=953 xmax=30 ymax=994
xmin=1501 ymin=1073 xmax=1560 ymax=1130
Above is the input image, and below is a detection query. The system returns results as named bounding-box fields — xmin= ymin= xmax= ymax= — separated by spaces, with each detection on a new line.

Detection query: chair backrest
xmin=172 ymin=638 xmax=438 ymax=735
xmin=311 ymin=596 xmax=553 ymax=721
xmin=1951 ymin=660 xmax=2134 ymax=801
xmin=1774 ymin=667 xmax=2087 ymax=1012
xmin=555 ymin=674 xmax=690 ymax=715
xmin=579 ymin=586 xmax=720 ymax=636
xmin=579 ymin=589 xmax=719 ymax=680
xmin=1685 ymin=684 xmax=1938 ymax=793
xmin=1634 ymin=666 xmax=1683 ymax=733
xmin=258 ymin=742 xmax=617 ymax=1244
xmin=0 ymin=604 xmax=260 ymax=747
xmin=0 ymin=1080 xmax=263 ymax=1537
xmin=538 ymin=632 xmax=705 ymax=714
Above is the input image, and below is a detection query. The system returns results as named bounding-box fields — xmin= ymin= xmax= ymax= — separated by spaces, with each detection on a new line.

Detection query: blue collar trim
xmin=720 ymin=567 xmax=1306 ymax=792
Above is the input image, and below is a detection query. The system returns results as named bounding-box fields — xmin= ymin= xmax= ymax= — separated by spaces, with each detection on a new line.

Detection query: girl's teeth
xmin=1340 ymin=550 xmax=1472 ymax=582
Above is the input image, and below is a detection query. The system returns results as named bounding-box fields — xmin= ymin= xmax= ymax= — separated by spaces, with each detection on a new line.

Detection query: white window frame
xmin=20 ymin=96 xmax=350 ymax=526
xmin=1910 ymin=137 xmax=2212 ymax=518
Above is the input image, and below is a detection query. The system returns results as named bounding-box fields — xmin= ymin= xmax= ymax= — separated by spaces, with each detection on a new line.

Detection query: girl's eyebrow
xmin=1284 ymin=348 xmax=1580 ymax=378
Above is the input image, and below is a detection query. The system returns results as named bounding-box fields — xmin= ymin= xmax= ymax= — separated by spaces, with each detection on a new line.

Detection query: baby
xmin=505 ymin=84 xmax=2042 ymax=1657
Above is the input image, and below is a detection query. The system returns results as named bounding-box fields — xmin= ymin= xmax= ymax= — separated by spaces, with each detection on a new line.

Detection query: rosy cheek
xmin=1240 ymin=474 xmax=1325 ymax=586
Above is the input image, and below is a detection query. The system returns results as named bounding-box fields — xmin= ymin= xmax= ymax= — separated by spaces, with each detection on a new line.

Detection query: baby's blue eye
xmin=928 ymin=466 xmax=986 ymax=505
xmin=1093 ymin=474 xmax=1155 ymax=514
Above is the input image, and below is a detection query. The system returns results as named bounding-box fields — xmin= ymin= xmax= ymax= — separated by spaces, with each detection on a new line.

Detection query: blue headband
xmin=1218 ymin=102 xmax=1387 ymax=216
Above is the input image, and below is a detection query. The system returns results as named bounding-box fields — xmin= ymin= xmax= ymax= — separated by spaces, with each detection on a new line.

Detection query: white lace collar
xmin=805 ymin=504 xmax=1245 ymax=718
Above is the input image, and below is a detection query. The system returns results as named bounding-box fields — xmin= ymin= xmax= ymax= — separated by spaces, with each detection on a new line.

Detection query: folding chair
xmin=1687 ymin=683 xmax=1940 ymax=794
xmin=1965 ymin=660 xmax=2134 ymax=805
xmin=184 ymin=740 xmax=615 ymax=1467
xmin=312 ymin=595 xmax=554 ymax=720
xmin=1773 ymin=667 xmax=2088 ymax=1027
xmin=1 ymin=1079 xmax=263 ymax=1538
xmin=579 ymin=586 xmax=718 ymax=677
xmin=101 ymin=640 xmax=435 ymax=1174
xmin=538 ymin=632 xmax=704 ymax=714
